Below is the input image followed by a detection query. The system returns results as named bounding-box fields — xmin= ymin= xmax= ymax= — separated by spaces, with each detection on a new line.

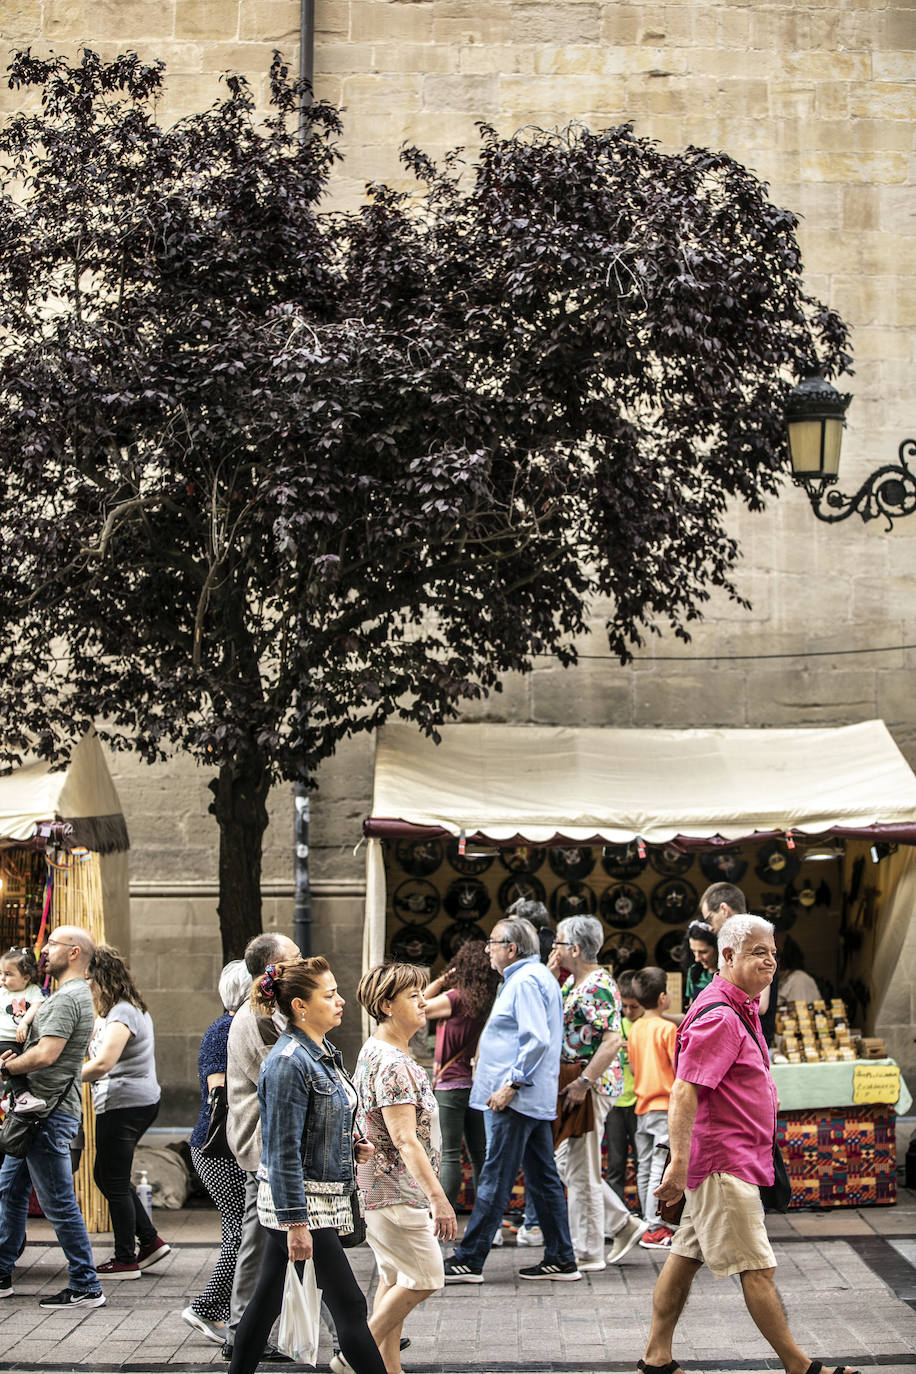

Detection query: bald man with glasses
xmin=0 ymin=926 xmax=104 ymax=1309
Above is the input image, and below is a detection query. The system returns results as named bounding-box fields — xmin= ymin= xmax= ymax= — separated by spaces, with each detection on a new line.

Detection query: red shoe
xmin=638 ymin=1225 xmax=675 ymax=1250
xmin=96 ymin=1258 xmax=141 ymax=1280
xmin=136 ymin=1237 xmax=171 ymax=1270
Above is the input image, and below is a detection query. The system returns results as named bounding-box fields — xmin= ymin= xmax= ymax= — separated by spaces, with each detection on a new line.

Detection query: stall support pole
xmin=293 ymin=775 xmax=312 ymax=957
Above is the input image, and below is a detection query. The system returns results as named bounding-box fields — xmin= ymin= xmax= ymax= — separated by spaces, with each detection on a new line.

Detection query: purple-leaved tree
xmin=0 ymin=50 xmax=851 ymax=956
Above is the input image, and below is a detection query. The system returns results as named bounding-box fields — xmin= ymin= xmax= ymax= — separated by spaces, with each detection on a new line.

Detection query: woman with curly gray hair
xmin=182 ymin=960 xmax=252 ymax=1346
xmin=548 ymin=916 xmax=648 ymax=1270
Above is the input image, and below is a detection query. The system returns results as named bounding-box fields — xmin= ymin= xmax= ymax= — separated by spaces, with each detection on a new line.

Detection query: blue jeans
xmin=0 ymin=1110 xmax=99 ymax=1291
xmin=482 ymin=1106 xmax=538 ymax=1230
xmin=454 ymin=1108 xmax=574 ymax=1270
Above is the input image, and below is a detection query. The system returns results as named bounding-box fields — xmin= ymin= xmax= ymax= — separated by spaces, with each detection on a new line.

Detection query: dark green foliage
xmin=0 ymin=50 xmax=851 ymax=952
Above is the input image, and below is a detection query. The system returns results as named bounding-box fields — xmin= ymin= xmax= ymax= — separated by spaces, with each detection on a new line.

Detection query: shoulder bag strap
xmin=432 ymin=1046 xmax=473 ymax=1089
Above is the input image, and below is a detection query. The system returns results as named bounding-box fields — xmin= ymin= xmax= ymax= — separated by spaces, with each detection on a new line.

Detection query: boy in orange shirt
xmin=626 ymin=966 xmax=677 ymax=1250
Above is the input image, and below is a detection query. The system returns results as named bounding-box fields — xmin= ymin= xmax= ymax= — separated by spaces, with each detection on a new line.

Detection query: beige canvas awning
xmin=365 ymin=719 xmax=916 ymax=845
xmin=361 ymin=719 xmax=916 ymax=975
xmin=0 ymin=730 xmax=129 ymax=852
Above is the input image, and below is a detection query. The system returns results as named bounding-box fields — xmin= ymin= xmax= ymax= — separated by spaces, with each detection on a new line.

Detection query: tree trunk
xmin=208 ymin=757 xmax=271 ymax=961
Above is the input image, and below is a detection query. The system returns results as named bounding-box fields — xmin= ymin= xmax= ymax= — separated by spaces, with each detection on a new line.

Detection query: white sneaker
xmin=606 ymin=1215 xmax=649 ymax=1264
xmin=516 ymin=1224 xmax=544 ymax=1247
xmin=577 ymin=1257 xmax=607 ymax=1272
xmin=329 ymin=1357 xmax=349 ymax=1374
xmin=12 ymin=1091 xmax=46 ymax=1114
xmin=181 ymin=1306 xmax=226 ymax=1346
xmin=491 ymin=1226 xmax=504 ymax=1247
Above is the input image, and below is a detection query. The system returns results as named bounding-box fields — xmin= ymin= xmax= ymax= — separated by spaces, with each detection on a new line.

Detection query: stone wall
xmin=3 ymin=0 xmax=914 ymax=1108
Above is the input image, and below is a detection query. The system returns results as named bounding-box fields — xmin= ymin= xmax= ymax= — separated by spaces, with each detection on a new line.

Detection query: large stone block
xmin=878 ymin=671 xmax=916 ymax=727
xmin=529 ymin=666 xmax=635 ymax=728
xmin=848 ymin=82 xmax=916 ymax=120
xmin=510 ymin=2 xmax=601 ymax=45
xmin=599 ymin=4 xmax=642 ymax=46
xmin=371 ymin=42 xmax=458 ymax=74
xmin=42 ymin=0 xmax=85 ymax=40
xmin=813 ymin=81 xmax=851 ymax=119
xmin=873 ymin=51 xmax=916 ymax=82
xmin=458 ymin=44 xmax=535 ymax=75
xmin=343 ymin=73 xmax=422 ymax=112
xmin=83 ymin=0 xmax=177 ymax=38
xmin=422 ymin=73 xmax=497 ymax=111
xmin=498 ymin=72 xmax=624 ymax=117
xmin=745 ymin=668 xmax=877 ymax=727
xmin=316 ymin=0 xmax=350 ymax=37
xmin=635 ymin=672 xmax=748 ymax=728
xmin=885 ymin=8 xmax=916 ymax=48
xmin=175 ymin=0 xmax=240 ymax=40
xmin=801 ymin=150 xmax=909 ymax=185
xmin=238 ymin=0 xmax=299 ymax=42
xmin=431 ymin=0 xmax=513 ymax=45
xmin=350 ymin=1 xmax=434 ymax=44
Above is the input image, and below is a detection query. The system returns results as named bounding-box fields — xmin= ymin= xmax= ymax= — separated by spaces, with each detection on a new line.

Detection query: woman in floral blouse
xmin=353 ymin=965 xmax=457 ymax=1374
xmin=548 ymin=916 xmax=649 ymax=1270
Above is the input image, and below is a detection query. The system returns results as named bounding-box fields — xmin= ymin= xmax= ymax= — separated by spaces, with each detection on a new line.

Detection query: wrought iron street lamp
xmin=785 ymin=369 xmax=916 ymax=528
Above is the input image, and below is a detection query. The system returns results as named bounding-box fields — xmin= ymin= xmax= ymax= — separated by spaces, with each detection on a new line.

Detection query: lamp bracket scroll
xmin=799 ymin=439 xmax=916 ymax=530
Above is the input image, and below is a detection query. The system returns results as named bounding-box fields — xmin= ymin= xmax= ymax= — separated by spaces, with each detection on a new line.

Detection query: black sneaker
xmin=0 ymin=1275 xmax=12 ymax=1298
xmin=220 ymin=1342 xmax=233 ymax=1361
xmin=443 ymin=1256 xmax=484 ymax=1284
xmin=518 ymin=1258 xmax=581 ymax=1281
xmin=39 ymin=1287 xmax=106 ymax=1309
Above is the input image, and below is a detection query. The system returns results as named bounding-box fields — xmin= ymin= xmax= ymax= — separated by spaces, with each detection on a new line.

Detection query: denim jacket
xmin=257 ymin=1026 xmax=357 ymax=1226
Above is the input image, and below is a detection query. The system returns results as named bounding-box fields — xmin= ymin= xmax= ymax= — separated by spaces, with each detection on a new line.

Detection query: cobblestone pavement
xmin=1 ymin=1195 xmax=915 ymax=1373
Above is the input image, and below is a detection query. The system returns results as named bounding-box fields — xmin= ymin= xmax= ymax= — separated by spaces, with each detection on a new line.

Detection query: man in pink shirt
xmin=638 ymin=915 xmax=860 ymax=1374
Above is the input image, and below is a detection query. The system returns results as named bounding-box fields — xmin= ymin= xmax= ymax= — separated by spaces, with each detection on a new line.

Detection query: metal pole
xmin=293 ymin=777 xmax=312 ymax=956
xmin=298 ymin=0 xmax=315 ymax=143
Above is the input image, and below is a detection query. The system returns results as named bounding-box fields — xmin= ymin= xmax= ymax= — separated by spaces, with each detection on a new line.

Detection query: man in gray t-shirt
xmin=0 ymin=925 xmax=104 ymax=1309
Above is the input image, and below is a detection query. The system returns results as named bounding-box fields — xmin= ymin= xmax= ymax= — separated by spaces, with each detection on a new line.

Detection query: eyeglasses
xmin=45 ymin=938 xmax=75 ymax=950
xmin=484 ymin=939 xmax=513 ymax=948
xmin=552 ymin=940 xmax=574 ymax=948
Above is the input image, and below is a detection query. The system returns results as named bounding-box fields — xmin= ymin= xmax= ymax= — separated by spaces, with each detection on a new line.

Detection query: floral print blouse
xmin=353 ymin=1037 xmax=441 ymax=1210
xmin=560 ymin=967 xmax=624 ymax=1098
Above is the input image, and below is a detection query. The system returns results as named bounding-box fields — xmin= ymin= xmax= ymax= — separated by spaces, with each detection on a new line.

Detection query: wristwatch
xmin=508 ymin=1081 xmax=524 ymax=1091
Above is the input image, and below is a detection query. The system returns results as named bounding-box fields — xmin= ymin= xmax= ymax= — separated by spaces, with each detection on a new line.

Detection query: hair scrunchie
xmin=260 ymin=963 xmax=278 ymax=999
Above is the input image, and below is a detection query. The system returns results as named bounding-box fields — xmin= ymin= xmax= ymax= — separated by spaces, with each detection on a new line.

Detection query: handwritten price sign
xmin=853 ymin=1063 xmax=900 ymax=1105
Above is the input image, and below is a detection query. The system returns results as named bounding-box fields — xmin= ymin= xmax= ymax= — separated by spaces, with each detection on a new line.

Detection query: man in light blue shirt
xmin=443 ymin=917 xmax=580 ymax=1283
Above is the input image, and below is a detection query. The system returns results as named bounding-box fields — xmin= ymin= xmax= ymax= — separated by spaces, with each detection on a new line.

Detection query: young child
xmin=626 ymin=965 xmax=677 ymax=1249
xmin=604 ymin=970 xmax=642 ymax=1206
xmin=0 ymin=946 xmax=47 ymax=1114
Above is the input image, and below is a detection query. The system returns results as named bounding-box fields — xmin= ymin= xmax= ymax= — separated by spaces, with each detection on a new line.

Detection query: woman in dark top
xmin=684 ymin=920 xmax=718 ymax=1008
xmin=182 ymin=961 xmax=252 ymax=1347
xmin=423 ymin=942 xmax=500 ymax=1207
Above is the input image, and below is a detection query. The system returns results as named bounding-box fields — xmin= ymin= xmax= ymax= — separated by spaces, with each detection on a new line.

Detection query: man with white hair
xmin=639 ymin=915 xmax=859 ymax=1374
xmin=443 ymin=915 xmax=580 ymax=1284
xmin=0 ymin=926 xmax=104 ymax=1309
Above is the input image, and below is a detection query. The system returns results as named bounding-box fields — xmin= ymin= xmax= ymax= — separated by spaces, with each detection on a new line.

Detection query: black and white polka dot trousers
xmin=190 ymin=1146 xmax=247 ymax=1322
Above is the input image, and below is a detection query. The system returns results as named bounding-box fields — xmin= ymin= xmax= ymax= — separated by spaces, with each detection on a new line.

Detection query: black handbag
xmin=760 ymin=1139 xmax=792 ymax=1214
xmin=0 ymin=1109 xmax=43 ymax=1159
xmin=199 ymin=1084 xmax=232 ymax=1160
xmin=340 ymin=1190 xmax=366 ymax=1249
xmin=0 ymin=1077 xmax=75 ymax=1160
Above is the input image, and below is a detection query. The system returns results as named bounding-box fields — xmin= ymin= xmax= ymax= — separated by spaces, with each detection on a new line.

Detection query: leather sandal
xmin=805 ymin=1363 xmax=863 ymax=1374
xmin=637 ymin=1361 xmax=684 ymax=1374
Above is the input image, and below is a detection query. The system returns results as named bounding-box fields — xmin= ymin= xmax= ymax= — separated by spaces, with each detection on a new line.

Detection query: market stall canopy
xmin=365 ymin=720 xmax=916 ymax=845
xmin=0 ymin=730 xmax=129 ymax=852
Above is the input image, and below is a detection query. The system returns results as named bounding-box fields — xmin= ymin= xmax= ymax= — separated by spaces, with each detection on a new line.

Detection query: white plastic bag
xmin=277 ymin=1258 xmax=321 ymax=1364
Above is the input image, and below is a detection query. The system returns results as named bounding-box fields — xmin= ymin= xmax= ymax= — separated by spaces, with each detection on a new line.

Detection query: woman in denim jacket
xmin=227 ymin=958 xmax=386 ymax=1374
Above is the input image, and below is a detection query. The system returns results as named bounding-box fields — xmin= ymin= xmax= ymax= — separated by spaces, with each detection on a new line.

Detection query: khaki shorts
xmin=670 ymin=1172 xmax=777 ymax=1279
xmin=366 ymin=1204 xmax=444 ymax=1291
